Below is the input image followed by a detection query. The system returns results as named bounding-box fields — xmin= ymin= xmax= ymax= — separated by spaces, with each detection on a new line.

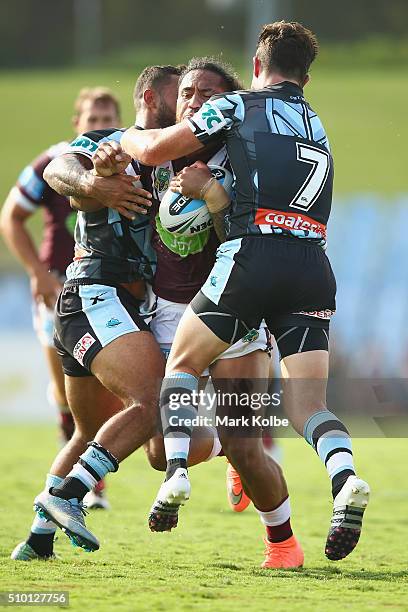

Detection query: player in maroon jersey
xmin=0 ymin=87 xmax=121 ymax=515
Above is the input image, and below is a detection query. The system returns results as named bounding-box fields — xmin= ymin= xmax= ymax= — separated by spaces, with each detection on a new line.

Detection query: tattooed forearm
xmin=43 ymin=154 xmax=94 ymax=198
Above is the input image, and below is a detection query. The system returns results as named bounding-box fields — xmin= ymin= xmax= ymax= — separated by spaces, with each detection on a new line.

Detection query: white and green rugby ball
xmin=159 ymin=165 xmax=233 ymax=235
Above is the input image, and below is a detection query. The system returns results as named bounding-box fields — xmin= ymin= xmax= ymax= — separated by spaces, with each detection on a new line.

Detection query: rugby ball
xmin=159 ymin=165 xmax=233 ymax=235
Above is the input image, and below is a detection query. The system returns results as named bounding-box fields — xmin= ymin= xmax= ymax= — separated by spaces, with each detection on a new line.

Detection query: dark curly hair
xmin=180 ymin=56 xmax=242 ymax=91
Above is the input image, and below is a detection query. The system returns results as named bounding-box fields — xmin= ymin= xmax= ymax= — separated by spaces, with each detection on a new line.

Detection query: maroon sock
xmin=59 ymin=412 xmax=75 ymax=442
xmin=266 ymin=519 xmax=293 ymax=543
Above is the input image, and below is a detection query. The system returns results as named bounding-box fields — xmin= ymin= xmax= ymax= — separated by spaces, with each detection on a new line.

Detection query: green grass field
xmin=1 ymin=425 xmax=407 ymax=610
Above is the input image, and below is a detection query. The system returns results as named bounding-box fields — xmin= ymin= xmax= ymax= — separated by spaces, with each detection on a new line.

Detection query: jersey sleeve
xmin=14 ymin=151 xmax=52 ymax=212
xmin=68 ymin=128 xmax=125 ymax=160
xmin=186 ymin=93 xmax=245 ymax=145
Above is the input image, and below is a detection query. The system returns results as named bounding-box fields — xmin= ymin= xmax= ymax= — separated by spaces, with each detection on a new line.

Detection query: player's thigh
xmin=166 ymin=305 xmax=229 ymax=377
xmin=91 ymin=330 xmax=165 ymax=405
xmin=55 ymin=282 xmax=164 ymax=405
xmin=272 ymin=323 xmax=330 ymax=427
xmin=281 ymin=349 xmax=328 ymax=379
xmin=65 ymin=374 xmax=122 ymax=439
xmin=210 ymin=348 xmax=270 ymax=379
xmin=279 ymin=351 xmax=328 ymax=431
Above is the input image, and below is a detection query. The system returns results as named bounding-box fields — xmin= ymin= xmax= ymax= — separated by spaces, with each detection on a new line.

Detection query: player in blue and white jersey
xmin=9 ymin=66 xmax=182 ymax=559
xmin=121 ymin=22 xmax=370 ymax=563
xmin=26 ymin=59 xmax=302 ymax=570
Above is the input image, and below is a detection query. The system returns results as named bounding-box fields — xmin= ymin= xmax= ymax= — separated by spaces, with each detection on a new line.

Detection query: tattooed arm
xmin=44 ymin=153 xmax=93 ymax=197
xmin=44 ymin=148 xmax=152 ymax=219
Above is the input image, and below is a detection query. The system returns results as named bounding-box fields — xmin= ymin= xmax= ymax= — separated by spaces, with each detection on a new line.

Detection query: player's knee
xmin=68 ymin=428 xmax=89 ymax=451
xmin=126 ymin=399 xmax=158 ymax=440
xmin=221 ymin=437 xmax=262 ymax=471
xmin=166 ymin=360 xmax=201 ymax=379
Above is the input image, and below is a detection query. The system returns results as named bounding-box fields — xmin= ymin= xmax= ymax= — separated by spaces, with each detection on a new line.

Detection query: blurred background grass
xmin=1 ymin=0 xmax=407 ymax=270
xmin=0 ymin=46 xmax=406 ymax=271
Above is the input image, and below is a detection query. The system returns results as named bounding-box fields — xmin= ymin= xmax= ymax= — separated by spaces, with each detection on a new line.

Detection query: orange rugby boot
xmin=261 ymin=535 xmax=304 ymax=569
xmin=226 ymin=461 xmax=251 ymax=512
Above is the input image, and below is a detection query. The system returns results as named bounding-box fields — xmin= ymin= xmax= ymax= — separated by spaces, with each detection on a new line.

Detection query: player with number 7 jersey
xmin=121 ymin=21 xmax=370 ymax=564
xmin=191 ymin=83 xmax=333 ymax=247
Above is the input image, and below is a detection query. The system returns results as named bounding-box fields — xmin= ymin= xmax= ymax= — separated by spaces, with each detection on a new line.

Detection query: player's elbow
xmin=0 ymin=207 xmax=7 ymax=235
xmin=141 ymin=143 xmax=167 ymax=166
xmin=43 ymin=159 xmax=58 ymax=190
xmin=0 ymin=192 xmax=19 ymax=235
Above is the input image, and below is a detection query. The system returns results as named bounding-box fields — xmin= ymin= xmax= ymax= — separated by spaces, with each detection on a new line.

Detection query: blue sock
xmin=51 ymin=444 xmax=118 ymax=501
xmin=303 ymin=410 xmax=355 ymax=498
xmin=161 ymin=372 xmax=198 ymax=468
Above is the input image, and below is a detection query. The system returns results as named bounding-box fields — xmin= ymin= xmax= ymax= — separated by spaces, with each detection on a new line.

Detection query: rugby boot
xmin=148 ymin=468 xmax=190 ymax=532
xmin=226 ymin=461 xmax=251 ymax=512
xmin=34 ymin=490 xmax=99 ymax=552
xmin=325 ymin=475 xmax=370 ymax=560
xmin=262 ymin=535 xmax=304 ymax=569
xmin=10 ymin=541 xmax=57 ymax=561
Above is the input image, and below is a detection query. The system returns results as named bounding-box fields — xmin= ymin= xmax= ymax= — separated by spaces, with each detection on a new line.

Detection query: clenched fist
xmin=93 ymin=141 xmax=132 ymax=177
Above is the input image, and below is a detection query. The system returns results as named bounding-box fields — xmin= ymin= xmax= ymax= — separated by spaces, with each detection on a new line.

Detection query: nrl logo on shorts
xmin=242 ymin=329 xmax=259 ymax=343
xmin=155 ymin=167 xmax=171 ymax=192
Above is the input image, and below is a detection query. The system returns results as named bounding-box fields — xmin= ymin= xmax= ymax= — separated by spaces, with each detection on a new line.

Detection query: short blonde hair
xmin=74 ymin=87 xmax=121 ymax=119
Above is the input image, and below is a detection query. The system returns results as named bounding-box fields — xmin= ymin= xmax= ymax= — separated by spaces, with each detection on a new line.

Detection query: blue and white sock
xmin=51 ymin=443 xmax=118 ymax=502
xmin=160 ymin=372 xmax=198 ymax=477
xmin=303 ymin=410 xmax=355 ymax=498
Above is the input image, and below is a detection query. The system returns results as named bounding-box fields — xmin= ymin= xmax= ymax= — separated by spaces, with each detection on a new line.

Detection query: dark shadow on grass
xmin=251 ymin=566 xmax=408 ymax=581
xmin=211 ymin=562 xmax=242 ymax=571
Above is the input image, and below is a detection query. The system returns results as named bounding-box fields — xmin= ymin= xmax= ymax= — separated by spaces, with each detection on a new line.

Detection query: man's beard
xmin=157 ymin=99 xmax=176 ymax=128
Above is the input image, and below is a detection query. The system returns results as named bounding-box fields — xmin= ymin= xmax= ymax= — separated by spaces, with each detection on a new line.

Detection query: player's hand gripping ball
xmin=159 ymin=165 xmax=233 ymax=235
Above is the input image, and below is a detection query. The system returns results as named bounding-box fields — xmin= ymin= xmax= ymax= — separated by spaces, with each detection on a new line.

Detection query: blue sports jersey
xmin=187 ymin=81 xmax=333 ymax=247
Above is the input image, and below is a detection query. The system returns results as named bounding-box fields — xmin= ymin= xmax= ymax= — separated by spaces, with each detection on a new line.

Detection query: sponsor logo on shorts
xmin=90 ymin=292 xmax=108 ymax=305
xmin=106 ymin=318 xmax=122 ymax=328
xmin=210 ymin=276 xmax=217 ymax=287
xmin=242 ymin=329 xmax=259 ymax=343
xmin=73 ymin=332 xmax=96 ymax=365
xmin=254 ymin=208 xmax=327 ymax=239
xmin=294 ymin=309 xmax=335 ymax=320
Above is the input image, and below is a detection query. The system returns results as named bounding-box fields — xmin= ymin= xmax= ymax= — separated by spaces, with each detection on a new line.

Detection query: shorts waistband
xmin=227 ymin=233 xmax=324 ymax=247
xmin=63 ymin=279 xmax=143 ymax=306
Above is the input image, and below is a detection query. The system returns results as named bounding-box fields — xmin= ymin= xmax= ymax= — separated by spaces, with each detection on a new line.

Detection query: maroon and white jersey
xmin=12 ymin=141 xmax=76 ymax=276
xmin=144 ymin=145 xmax=230 ymax=304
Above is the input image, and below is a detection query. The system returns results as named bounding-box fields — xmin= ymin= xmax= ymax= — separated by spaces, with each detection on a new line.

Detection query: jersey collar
xmin=264 ymin=81 xmax=304 ymax=96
